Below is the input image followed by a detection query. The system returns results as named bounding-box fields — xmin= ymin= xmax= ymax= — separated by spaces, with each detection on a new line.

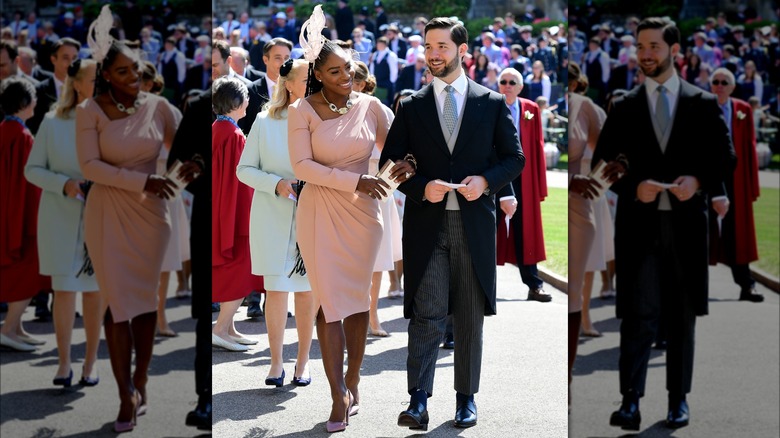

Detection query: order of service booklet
xmin=375 ymin=159 xmax=401 ymax=202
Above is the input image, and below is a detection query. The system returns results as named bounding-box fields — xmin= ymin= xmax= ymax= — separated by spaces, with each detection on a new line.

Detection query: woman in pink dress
xmin=76 ymin=23 xmax=193 ymax=430
xmin=287 ymin=6 xmax=392 ymax=432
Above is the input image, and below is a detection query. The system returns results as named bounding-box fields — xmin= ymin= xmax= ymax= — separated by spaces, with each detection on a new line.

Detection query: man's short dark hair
xmin=263 ymin=38 xmax=292 ymax=56
xmin=52 ymin=37 xmax=81 ymax=56
xmin=0 ymin=76 xmax=37 ymax=115
xmin=0 ymin=39 xmax=18 ymax=61
xmin=424 ymin=17 xmax=468 ymax=47
xmin=213 ymin=39 xmax=230 ymax=61
xmin=212 ymin=76 xmax=248 ymax=115
xmin=637 ymin=17 xmax=680 ymax=47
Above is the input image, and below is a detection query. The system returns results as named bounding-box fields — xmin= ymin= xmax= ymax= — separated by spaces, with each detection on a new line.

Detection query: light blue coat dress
xmin=236 ymin=109 xmax=310 ymax=292
xmin=24 ymin=111 xmax=98 ymax=291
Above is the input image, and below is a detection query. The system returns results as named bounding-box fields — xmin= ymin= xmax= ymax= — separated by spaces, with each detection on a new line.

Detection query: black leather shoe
xmin=246 ymin=302 xmax=263 ymax=318
xmin=739 ymin=287 xmax=764 ymax=302
xmin=609 ymin=399 xmax=641 ymax=431
xmin=398 ymin=405 xmax=429 ymax=430
xmin=653 ymin=340 xmax=668 ymax=350
xmin=185 ymin=402 xmax=212 ymax=430
xmin=34 ymin=291 xmax=52 ymax=321
xmin=441 ymin=334 xmax=454 ymax=350
xmin=454 ymin=398 xmax=477 ymax=428
xmin=666 ymin=399 xmax=689 ymax=428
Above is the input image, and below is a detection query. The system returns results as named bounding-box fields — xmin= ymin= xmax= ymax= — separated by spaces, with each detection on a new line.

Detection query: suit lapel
xmin=630 ymin=85 xmax=664 ymax=160
xmin=666 ymin=81 xmax=695 ymax=156
xmin=452 ymin=80 xmax=487 ymax=157
xmin=413 ymin=85 xmax=450 ymax=156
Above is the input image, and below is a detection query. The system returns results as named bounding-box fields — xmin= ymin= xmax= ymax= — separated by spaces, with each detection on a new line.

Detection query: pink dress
xmin=288 ymin=93 xmax=391 ymax=322
xmin=76 ymin=94 xmax=179 ymax=323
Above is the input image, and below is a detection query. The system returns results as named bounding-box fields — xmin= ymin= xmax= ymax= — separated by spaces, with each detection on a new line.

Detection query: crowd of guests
xmin=1 ymin=3 xmax=213 ymax=432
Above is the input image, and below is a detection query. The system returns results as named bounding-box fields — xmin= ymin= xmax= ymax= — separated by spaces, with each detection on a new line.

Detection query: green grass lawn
xmin=539 ymin=187 xmax=567 ymax=277
xmin=754 ymin=187 xmax=779 ymax=277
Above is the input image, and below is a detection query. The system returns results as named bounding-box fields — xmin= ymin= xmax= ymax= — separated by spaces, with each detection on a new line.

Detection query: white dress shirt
xmin=431 ymin=71 xmax=467 ymax=118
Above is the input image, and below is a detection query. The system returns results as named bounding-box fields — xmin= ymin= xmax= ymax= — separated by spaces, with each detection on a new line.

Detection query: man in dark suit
xmin=380 ymin=17 xmax=524 ymax=431
xmin=608 ymin=53 xmax=639 ymax=94
xmin=212 ymin=40 xmax=264 ymax=136
xmin=184 ymin=54 xmax=211 ymax=91
xmin=174 ymin=25 xmax=197 ymax=60
xmin=592 ymin=17 xmax=735 ymax=431
xmin=28 ymin=37 xmax=80 ymax=135
xmin=335 ymin=0 xmax=355 ymax=41
xmin=229 ymin=46 xmax=263 ymax=81
xmin=374 ymin=1 xmax=388 ymax=30
xmin=167 ymin=88 xmax=211 ymax=431
xmin=395 ymin=53 xmax=426 ymax=92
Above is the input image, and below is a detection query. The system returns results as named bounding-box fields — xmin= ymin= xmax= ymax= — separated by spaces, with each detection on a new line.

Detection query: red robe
xmin=211 ymin=120 xmax=262 ymax=302
xmin=709 ymin=98 xmax=759 ymax=265
xmin=0 ymin=120 xmax=50 ymax=302
xmin=497 ymin=98 xmax=548 ymax=266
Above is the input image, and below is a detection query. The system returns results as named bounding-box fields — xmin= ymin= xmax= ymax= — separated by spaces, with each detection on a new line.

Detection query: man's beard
xmin=640 ymin=53 xmax=672 ymax=78
xmin=428 ymin=55 xmax=460 ymax=78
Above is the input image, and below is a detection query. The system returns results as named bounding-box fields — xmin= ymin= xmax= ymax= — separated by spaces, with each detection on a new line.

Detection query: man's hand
xmin=637 ymin=180 xmax=665 ymax=203
xmin=669 ymin=175 xmax=700 ymax=202
xmin=424 ymin=180 xmax=451 ymax=203
xmin=500 ymin=197 xmax=517 ymax=217
xmin=457 ymin=175 xmax=488 ymax=201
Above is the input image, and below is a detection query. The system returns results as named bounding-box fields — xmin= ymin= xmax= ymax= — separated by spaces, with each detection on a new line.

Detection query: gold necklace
xmin=321 ymin=90 xmax=353 ymax=115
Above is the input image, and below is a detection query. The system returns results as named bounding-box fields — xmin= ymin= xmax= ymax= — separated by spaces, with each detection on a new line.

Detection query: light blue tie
xmin=656 ymin=85 xmax=670 ymax=132
xmin=443 ymin=85 xmax=458 ymax=134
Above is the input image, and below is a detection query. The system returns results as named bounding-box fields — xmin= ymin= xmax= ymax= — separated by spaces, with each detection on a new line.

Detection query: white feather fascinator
xmin=300 ymin=5 xmax=327 ymax=63
xmin=87 ymin=5 xmax=115 ymax=63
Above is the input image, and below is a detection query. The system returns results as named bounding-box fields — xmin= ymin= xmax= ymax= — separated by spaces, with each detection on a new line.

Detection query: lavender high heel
xmin=326 ymin=390 xmax=353 ymax=433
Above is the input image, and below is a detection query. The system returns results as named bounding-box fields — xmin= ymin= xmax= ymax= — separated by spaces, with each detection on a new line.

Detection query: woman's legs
xmin=581 ymin=271 xmax=600 ymax=336
xmin=265 ymin=291 xmax=288 ymax=378
xmin=130 ymin=311 xmax=157 ymax=407
xmin=316 ymin=309 xmax=350 ymax=422
xmin=368 ymin=272 xmax=387 ymax=336
xmin=213 ymin=298 xmax=243 ymax=340
xmin=0 ymin=299 xmax=33 ymax=340
xmin=293 ymin=291 xmax=314 ymax=378
xmin=387 ymin=268 xmax=400 ymax=294
xmin=53 ymin=291 xmax=77 ymax=378
xmin=81 ymin=291 xmax=103 ymax=379
xmin=156 ymin=272 xmax=175 ymax=335
xmin=103 ymin=309 xmax=136 ymax=422
xmin=343 ymin=310 xmax=369 ymax=406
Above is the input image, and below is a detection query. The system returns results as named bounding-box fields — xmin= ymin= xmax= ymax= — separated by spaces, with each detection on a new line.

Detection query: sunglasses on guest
xmin=711 ymin=79 xmax=730 ymax=86
xmin=499 ymin=80 xmax=517 ymax=86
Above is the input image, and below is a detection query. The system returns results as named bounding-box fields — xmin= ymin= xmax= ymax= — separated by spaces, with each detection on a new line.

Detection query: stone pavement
xmin=0 ymin=277 xmax=206 ymax=437
xmin=213 ymin=264 xmax=568 ymax=437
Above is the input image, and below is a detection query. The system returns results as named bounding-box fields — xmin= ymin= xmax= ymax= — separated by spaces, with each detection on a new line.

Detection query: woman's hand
xmin=144 ymin=175 xmax=177 ymax=200
xmin=569 ymin=174 xmax=602 ymax=200
xmin=176 ymin=160 xmax=202 ymax=184
xmin=63 ymin=179 xmax=85 ymax=199
xmin=275 ymin=178 xmax=299 ymax=200
xmin=356 ymin=175 xmax=391 ymax=199
xmin=388 ymin=160 xmax=416 ymax=183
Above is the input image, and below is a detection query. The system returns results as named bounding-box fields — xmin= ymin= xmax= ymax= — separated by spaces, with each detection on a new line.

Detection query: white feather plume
xmin=87 ymin=5 xmax=115 ymax=63
xmin=299 ymin=5 xmax=327 ymax=63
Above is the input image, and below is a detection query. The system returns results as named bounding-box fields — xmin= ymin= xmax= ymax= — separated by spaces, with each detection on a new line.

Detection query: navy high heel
xmin=53 ymin=369 xmax=73 ymax=387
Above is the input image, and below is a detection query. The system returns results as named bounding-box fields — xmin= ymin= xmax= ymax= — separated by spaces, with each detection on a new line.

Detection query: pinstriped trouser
xmin=406 ymin=211 xmax=486 ymax=397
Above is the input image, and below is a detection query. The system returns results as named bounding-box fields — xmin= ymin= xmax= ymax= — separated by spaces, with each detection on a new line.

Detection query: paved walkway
xmin=213 ymin=265 xmax=568 ymax=437
xmin=0 ymin=278 xmax=204 ymax=437
xmin=571 ymin=266 xmax=779 ymax=437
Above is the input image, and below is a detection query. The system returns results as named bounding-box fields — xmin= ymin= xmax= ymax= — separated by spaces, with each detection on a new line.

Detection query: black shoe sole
xmin=398 ymin=414 xmax=427 ymax=430
xmin=610 ymin=414 xmax=640 ymax=431
xmin=454 ymin=420 xmax=477 ymax=428
xmin=666 ymin=418 xmax=689 ymax=429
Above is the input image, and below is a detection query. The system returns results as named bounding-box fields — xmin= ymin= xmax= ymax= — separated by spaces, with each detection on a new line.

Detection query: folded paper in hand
xmin=164 ymin=160 xmax=195 ymax=198
xmin=375 ymin=160 xmax=400 ymax=202
xmin=434 ymin=180 xmax=467 ymax=189
xmin=646 ymin=179 xmax=679 ymax=190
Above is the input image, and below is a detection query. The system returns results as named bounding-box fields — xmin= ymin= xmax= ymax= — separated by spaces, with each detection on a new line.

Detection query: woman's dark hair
xmin=212 ymin=76 xmax=248 ymax=115
xmin=95 ymin=40 xmax=139 ymax=94
xmin=305 ymin=39 xmax=343 ymax=96
xmin=0 ymin=76 xmax=37 ymax=115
